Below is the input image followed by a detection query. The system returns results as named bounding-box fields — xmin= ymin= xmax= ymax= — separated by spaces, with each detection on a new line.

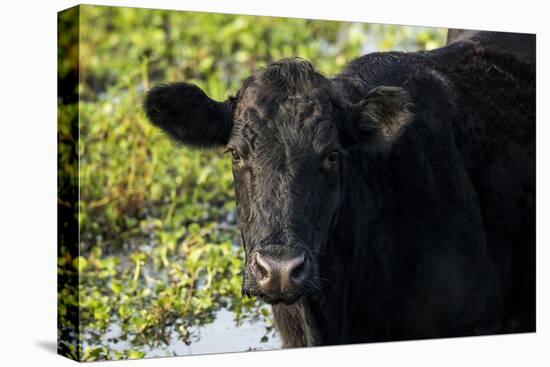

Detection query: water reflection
xmin=85 ymin=308 xmax=281 ymax=358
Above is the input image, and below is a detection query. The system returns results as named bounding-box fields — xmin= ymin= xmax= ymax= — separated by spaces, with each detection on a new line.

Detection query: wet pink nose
xmin=253 ymin=251 xmax=307 ymax=294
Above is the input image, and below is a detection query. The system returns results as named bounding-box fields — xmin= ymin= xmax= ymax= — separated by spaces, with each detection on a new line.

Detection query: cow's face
xmin=227 ymin=64 xmax=349 ymax=305
xmin=144 ymin=59 xmax=412 ymax=305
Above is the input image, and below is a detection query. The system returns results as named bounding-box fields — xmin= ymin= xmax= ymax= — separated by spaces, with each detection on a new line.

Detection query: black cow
xmin=144 ymin=31 xmax=535 ymax=347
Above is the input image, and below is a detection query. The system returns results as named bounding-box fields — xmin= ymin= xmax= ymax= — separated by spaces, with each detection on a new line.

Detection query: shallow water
xmin=179 ymin=308 xmax=281 ymax=356
xmin=88 ymin=307 xmax=281 ymax=358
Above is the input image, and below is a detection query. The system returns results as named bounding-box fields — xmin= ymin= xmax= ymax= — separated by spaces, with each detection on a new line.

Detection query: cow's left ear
xmin=347 ymin=86 xmax=413 ymax=149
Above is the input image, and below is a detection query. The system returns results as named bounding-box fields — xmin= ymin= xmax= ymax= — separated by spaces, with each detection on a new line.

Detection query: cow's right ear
xmin=143 ymin=82 xmax=233 ymax=148
xmin=347 ymin=86 xmax=413 ymax=150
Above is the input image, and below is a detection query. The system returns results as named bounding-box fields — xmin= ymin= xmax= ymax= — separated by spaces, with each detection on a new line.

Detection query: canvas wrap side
xmin=57 ymin=5 xmax=81 ymax=362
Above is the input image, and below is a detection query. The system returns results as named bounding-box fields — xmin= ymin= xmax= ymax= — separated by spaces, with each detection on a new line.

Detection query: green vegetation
xmin=57 ymin=4 xmax=446 ymax=361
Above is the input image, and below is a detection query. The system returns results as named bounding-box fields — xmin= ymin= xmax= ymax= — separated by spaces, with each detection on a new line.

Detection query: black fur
xmin=144 ymin=31 xmax=535 ymax=347
xmin=143 ymin=82 xmax=233 ymax=148
xmin=349 ymin=86 xmax=413 ymax=148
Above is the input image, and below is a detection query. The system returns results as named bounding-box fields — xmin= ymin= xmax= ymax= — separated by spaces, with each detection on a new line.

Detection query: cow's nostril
xmin=254 ymin=252 xmax=272 ymax=281
xmin=289 ymin=254 xmax=306 ymax=281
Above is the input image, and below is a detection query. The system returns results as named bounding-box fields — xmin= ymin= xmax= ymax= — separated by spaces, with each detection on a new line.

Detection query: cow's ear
xmin=143 ymin=82 xmax=233 ymax=148
xmin=348 ymin=86 xmax=413 ymax=149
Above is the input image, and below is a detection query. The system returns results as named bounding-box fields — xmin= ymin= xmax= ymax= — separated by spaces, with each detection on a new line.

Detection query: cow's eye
xmin=326 ymin=151 xmax=340 ymax=164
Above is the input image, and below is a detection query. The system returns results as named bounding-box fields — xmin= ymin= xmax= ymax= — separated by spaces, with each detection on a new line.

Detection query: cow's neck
xmin=318 ymin=151 xmax=391 ymax=343
xmin=271 ymin=297 xmax=321 ymax=347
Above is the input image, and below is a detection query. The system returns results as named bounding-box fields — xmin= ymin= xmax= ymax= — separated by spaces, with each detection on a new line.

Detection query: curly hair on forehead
xmin=261 ymin=57 xmax=317 ymax=79
xmin=230 ymin=58 xmax=348 ymax=115
xmin=254 ymin=57 xmax=331 ymax=95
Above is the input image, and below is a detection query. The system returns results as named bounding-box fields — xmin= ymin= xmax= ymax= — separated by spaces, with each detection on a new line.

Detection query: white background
xmin=0 ymin=0 xmax=548 ymax=366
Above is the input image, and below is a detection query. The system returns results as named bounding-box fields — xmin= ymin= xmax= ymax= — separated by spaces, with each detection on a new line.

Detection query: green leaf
xmin=72 ymin=256 xmax=88 ymax=272
xmin=126 ymin=350 xmax=146 ymax=359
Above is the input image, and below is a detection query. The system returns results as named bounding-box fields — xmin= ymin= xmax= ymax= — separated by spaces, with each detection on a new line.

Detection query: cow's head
xmin=144 ymin=58 xmax=412 ymax=305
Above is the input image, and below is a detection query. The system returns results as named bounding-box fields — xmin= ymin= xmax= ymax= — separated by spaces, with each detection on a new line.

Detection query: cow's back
xmin=332 ymin=31 xmax=535 ymax=335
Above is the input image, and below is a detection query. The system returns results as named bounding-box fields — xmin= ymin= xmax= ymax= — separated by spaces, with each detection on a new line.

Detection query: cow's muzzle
xmin=248 ymin=246 xmax=311 ymax=304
